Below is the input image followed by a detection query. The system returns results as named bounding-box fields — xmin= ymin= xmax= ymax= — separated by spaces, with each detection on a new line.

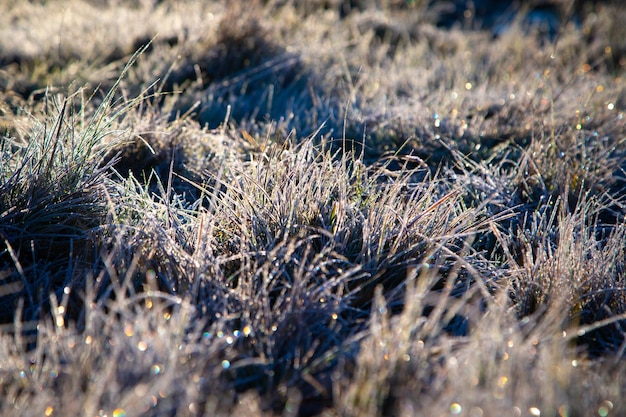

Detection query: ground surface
xmin=1 ymin=1 xmax=626 ymax=416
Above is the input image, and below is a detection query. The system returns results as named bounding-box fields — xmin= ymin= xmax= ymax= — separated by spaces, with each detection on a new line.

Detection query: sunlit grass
xmin=1 ymin=1 xmax=625 ymax=416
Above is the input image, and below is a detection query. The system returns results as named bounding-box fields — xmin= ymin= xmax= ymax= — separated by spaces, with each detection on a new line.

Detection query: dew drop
xmin=113 ymin=409 xmax=127 ymax=417
xmin=450 ymin=403 xmax=462 ymax=414
xmin=470 ymin=407 xmax=484 ymax=417
xmin=598 ymin=400 xmax=613 ymax=417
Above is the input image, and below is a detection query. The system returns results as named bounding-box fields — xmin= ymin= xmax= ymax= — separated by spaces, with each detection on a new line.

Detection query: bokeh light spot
xmin=113 ymin=408 xmax=127 ymax=417
xmin=450 ymin=403 xmax=462 ymax=414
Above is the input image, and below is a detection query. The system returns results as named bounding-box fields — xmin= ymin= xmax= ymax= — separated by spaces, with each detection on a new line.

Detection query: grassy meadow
xmin=1 ymin=0 xmax=626 ymax=415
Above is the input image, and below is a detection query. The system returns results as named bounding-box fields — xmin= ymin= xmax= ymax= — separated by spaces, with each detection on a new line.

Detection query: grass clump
xmin=0 ymin=93 xmax=110 ymax=325
xmin=1 ymin=0 xmax=626 ymax=416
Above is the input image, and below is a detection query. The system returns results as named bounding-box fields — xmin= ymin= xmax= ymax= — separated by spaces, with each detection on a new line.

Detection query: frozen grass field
xmin=1 ymin=0 xmax=626 ymax=415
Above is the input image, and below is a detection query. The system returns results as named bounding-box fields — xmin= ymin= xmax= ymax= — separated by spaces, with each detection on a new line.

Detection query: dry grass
xmin=1 ymin=0 xmax=626 ymax=416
